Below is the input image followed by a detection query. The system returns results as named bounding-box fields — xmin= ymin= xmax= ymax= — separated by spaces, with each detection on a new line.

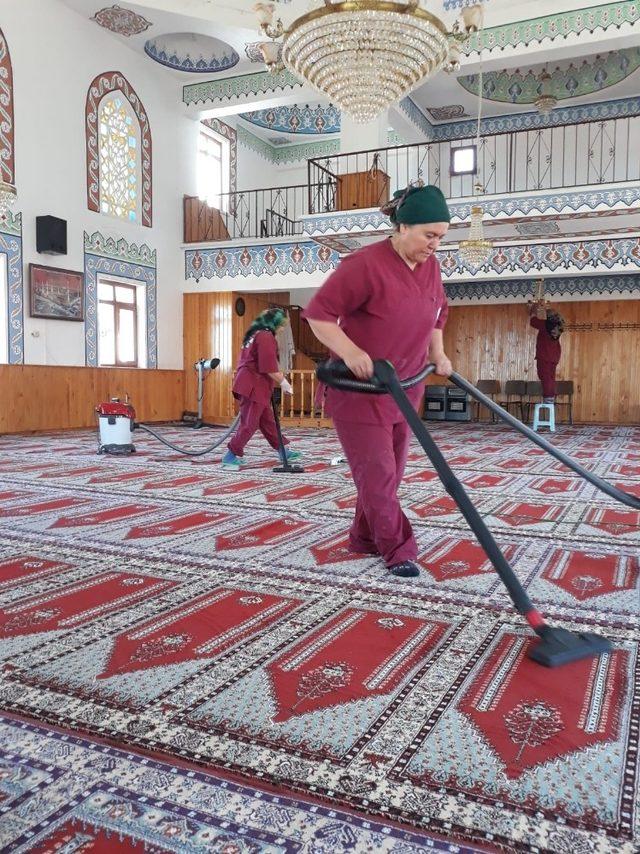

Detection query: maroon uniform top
xmin=530 ymin=316 xmax=561 ymax=363
xmin=303 ymin=239 xmax=449 ymax=424
xmin=232 ymin=330 xmax=280 ymax=404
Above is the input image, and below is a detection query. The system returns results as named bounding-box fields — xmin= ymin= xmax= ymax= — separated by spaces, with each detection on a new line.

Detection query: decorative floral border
xmin=237 ymin=124 xmax=401 ymax=164
xmin=185 ymin=235 xmax=640 ymax=283
xmin=301 ymin=185 xmax=640 ymax=234
xmin=239 ymin=103 xmax=341 ymax=135
xmin=183 ymin=69 xmax=302 ymax=107
xmin=0 ymin=26 xmax=15 ymax=185
xmin=463 ymin=0 xmax=639 ymax=56
xmin=86 ymin=71 xmax=153 ymax=228
xmin=144 ymin=39 xmax=239 ymax=74
xmin=0 ymin=212 xmax=22 ymax=364
xmin=237 ymin=124 xmax=340 ymax=164
xmin=444 ymin=273 xmax=640 ymax=301
xmin=458 ymin=47 xmax=640 ymax=105
xmin=400 ymin=95 xmax=640 ymax=141
xmin=84 ymin=231 xmax=157 ymax=368
xmin=185 ymin=241 xmax=338 ymax=281
xmin=439 ymin=236 xmax=640 ymax=278
xmin=202 ymin=119 xmax=237 ymax=193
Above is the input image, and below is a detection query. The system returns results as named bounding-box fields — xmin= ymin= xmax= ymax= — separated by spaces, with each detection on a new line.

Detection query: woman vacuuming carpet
xmin=222 ymin=307 xmax=302 ymax=470
xmin=303 ymin=183 xmax=453 ymax=579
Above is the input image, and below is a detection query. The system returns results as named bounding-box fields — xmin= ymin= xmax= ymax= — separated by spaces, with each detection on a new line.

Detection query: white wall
xmin=5 ymin=0 xmax=198 ymax=369
xmin=236 ymin=140 xmax=309 ymax=192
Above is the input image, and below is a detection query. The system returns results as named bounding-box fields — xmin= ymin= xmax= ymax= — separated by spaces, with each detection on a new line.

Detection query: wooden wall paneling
xmin=0 ymin=366 xmax=184 ymax=434
xmin=183 ymin=296 xmax=639 ymax=425
xmin=183 ymin=291 xmax=289 ymax=422
xmin=183 ymin=292 xmax=235 ymax=420
xmin=440 ymin=300 xmax=640 ymax=424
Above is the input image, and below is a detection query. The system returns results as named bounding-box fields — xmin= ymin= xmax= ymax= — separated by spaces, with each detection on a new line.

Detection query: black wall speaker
xmin=36 ymin=216 xmax=67 ymax=255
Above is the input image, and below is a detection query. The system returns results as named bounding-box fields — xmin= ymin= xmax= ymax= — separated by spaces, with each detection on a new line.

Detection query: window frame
xmin=97 ymin=279 xmax=140 ymax=368
xmin=198 ymin=124 xmax=230 ymax=211
xmin=449 ymin=144 xmax=478 ymax=177
xmin=97 ymin=90 xmax=143 ymax=224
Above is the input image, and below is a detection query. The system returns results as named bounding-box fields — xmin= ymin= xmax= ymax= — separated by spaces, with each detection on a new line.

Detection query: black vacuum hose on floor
xmin=136 ymin=415 xmax=240 ymax=457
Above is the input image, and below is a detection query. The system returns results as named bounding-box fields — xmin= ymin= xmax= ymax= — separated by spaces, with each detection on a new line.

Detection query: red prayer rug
xmin=0 ymin=423 xmax=638 ymax=852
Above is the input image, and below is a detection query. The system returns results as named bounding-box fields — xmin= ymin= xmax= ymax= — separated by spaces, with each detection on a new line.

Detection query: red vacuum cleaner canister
xmin=96 ymin=399 xmax=136 ymax=455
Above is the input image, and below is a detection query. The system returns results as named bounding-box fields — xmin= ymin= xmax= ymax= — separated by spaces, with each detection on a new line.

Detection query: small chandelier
xmin=0 ymin=180 xmax=17 ymax=215
xmin=458 ymin=205 xmax=493 ymax=269
xmin=254 ymin=1 xmax=478 ymax=124
xmin=535 ymin=69 xmax=557 ymax=117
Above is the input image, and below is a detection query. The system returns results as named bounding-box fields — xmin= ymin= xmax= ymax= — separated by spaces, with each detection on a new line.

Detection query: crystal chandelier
xmin=254 ymin=1 xmax=477 ymax=123
xmin=458 ymin=205 xmax=493 ymax=268
xmin=0 ymin=180 xmax=17 ymax=215
xmin=535 ymin=69 xmax=557 ymax=117
xmin=457 ymin=28 xmax=493 ymax=270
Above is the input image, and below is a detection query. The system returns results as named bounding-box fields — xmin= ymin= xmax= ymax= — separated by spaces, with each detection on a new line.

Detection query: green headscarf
xmin=242 ymin=307 xmax=286 ymax=347
xmin=381 ymin=183 xmax=451 ymax=225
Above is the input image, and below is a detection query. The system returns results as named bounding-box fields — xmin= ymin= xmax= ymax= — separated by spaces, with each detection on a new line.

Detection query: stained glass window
xmin=98 ymin=93 xmax=140 ymax=223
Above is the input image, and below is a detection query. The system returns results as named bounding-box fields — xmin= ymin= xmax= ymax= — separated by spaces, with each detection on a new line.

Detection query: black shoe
xmin=388 ymin=560 xmax=420 ymax=578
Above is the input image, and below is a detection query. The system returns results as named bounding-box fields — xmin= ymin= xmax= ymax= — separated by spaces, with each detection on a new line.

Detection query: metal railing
xmin=213 ymin=184 xmax=309 ymax=241
xmin=307 ymin=114 xmax=640 ymax=213
xmin=184 ymin=114 xmax=639 ymax=241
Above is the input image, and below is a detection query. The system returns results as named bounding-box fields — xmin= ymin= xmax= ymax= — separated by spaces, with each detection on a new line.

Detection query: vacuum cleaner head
xmin=273 ymin=464 xmax=305 ymax=473
xmin=528 ymin=625 xmax=613 ymax=667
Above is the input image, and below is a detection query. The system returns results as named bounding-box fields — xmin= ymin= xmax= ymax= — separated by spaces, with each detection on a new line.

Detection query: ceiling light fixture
xmin=457 ymin=20 xmax=493 ymax=271
xmin=535 ymin=69 xmax=558 ymax=117
xmin=253 ymin=1 xmax=479 ymax=123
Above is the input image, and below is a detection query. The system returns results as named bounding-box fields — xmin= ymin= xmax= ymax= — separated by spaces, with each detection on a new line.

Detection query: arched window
xmin=98 ymin=93 xmax=140 ymax=222
xmin=86 ymin=72 xmax=152 ymax=227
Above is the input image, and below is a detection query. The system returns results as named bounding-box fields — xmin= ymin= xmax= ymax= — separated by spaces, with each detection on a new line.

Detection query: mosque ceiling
xmin=61 ymin=0 xmax=638 ymax=144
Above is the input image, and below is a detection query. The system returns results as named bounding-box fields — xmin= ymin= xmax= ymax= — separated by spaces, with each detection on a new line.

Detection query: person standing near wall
xmin=528 ymin=302 xmax=565 ymax=402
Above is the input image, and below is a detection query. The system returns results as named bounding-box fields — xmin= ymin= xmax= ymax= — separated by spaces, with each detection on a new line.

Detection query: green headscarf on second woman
xmin=242 ymin=307 xmax=287 ymax=347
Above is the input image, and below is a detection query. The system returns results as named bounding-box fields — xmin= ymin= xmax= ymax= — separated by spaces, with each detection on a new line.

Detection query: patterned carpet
xmin=0 ymin=421 xmax=638 ymax=852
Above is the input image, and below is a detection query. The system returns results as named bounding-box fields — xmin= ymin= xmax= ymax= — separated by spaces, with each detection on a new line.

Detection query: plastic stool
xmin=532 ymin=402 xmax=555 ymax=432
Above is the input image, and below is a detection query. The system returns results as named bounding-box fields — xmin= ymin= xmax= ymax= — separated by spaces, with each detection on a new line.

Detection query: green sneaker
xmin=279 ymin=448 xmax=302 ymax=463
xmin=221 ymin=450 xmax=243 ymax=470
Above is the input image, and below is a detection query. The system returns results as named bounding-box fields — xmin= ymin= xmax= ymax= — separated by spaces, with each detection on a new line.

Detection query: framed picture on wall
xmin=29 ymin=264 xmax=84 ymax=321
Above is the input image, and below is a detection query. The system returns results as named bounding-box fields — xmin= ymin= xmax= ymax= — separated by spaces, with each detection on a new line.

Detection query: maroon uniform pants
xmin=536 ymin=359 xmax=559 ymax=398
xmin=228 ymin=396 xmax=289 ymax=456
xmin=334 ymin=417 xmax=416 ymax=567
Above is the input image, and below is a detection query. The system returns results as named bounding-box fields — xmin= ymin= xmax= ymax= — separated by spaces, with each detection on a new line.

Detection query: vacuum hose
xmin=317 ymin=359 xmax=620 ymax=665
xmin=136 ymin=416 xmax=240 ymax=457
xmin=317 ymin=360 xmax=640 ymax=511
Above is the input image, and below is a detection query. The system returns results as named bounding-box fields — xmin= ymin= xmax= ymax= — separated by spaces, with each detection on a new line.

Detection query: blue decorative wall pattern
xmin=444 ymin=274 xmax=640 ymax=301
xmin=439 ymin=236 xmax=640 ymax=278
xmin=0 ymin=211 xmax=22 ymax=364
xmin=84 ymin=231 xmax=157 ymax=368
xmin=399 ymin=95 xmax=640 ymax=141
xmin=301 ymin=185 xmax=640 ymax=235
xmin=239 ymin=103 xmax=341 ymax=134
xmin=186 ymin=241 xmax=339 ymax=281
xmin=186 ymin=236 xmax=640 ymax=284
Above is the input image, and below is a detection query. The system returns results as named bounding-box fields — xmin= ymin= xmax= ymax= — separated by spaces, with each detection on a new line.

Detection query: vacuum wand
xmin=318 ymin=358 xmax=614 ymax=667
xmin=271 ymin=391 xmax=304 ymax=474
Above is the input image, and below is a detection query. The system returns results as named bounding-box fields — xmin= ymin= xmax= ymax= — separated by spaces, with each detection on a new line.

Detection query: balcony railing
xmin=184 ymin=185 xmax=309 ymax=244
xmin=308 ymin=114 xmax=640 ymax=213
xmin=184 ymin=114 xmax=640 ymax=242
